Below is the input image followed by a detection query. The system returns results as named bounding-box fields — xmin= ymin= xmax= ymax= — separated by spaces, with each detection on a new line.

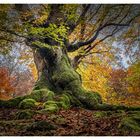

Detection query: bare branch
xmin=72 ymin=26 xmax=121 ymax=67
xmin=67 ymin=23 xmax=128 ymax=52
xmin=84 ymin=50 xmax=109 ymax=57
xmin=67 ymin=12 xmax=139 ymax=52
xmin=84 ymin=26 xmax=120 ymax=54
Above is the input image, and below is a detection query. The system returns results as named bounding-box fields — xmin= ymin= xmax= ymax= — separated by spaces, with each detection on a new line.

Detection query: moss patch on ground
xmin=43 ymin=101 xmax=59 ymax=113
xmin=119 ymin=111 xmax=140 ymax=132
xmin=16 ymin=110 xmax=35 ymax=120
xmin=30 ymin=89 xmax=55 ymax=102
xmin=26 ymin=120 xmax=56 ymax=131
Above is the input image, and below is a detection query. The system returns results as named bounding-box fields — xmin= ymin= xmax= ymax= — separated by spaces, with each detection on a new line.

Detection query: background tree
xmin=0 ymin=43 xmax=36 ymax=99
xmin=106 ymin=61 xmax=140 ymax=106
xmin=126 ymin=60 xmax=140 ymax=105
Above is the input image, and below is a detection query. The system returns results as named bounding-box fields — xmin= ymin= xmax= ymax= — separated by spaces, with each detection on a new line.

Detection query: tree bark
xmin=31 ymin=43 xmax=102 ymax=109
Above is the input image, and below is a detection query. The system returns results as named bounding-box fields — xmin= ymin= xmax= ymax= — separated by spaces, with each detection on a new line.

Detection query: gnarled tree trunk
xmin=31 ymin=42 xmax=102 ymax=109
xmin=0 ymin=4 xmax=140 ymax=112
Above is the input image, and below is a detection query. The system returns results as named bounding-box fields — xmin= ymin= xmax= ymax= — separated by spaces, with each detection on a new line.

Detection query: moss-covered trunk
xmin=31 ymin=44 xmax=102 ymax=109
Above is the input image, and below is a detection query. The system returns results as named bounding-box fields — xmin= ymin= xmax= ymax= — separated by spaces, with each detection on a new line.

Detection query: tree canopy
xmin=0 ymin=4 xmax=140 ymax=65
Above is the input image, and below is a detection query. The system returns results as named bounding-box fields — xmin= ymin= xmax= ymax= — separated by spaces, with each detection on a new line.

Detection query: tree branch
xmin=67 ymin=12 xmax=139 ymax=52
xmin=84 ymin=26 xmax=121 ymax=54
xmin=72 ymin=26 xmax=121 ymax=68
xmin=67 ymin=22 xmax=128 ymax=52
xmin=84 ymin=50 xmax=109 ymax=57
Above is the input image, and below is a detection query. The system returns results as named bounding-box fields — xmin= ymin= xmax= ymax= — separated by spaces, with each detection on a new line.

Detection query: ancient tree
xmin=0 ymin=4 xmax=140 ymax=111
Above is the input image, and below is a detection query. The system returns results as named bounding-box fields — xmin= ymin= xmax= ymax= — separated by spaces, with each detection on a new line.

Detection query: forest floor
xmin=0 ymin=107 xmax=140 ymax=136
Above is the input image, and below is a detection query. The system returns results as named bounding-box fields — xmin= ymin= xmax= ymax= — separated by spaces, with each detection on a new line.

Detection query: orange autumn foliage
xmin=107 ymin=67 xmax=140 ymax=107
xmin=0 ymin=67 xmax=15 ymax=100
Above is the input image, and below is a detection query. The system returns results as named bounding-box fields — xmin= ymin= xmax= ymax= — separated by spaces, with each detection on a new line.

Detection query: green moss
xmin=52 ymin=71 xmax=79 ymax=90
xmin=93 ymin=111 xmax=116 ymax=118
xmin=127 ymin=106 xmax=140 ymax=111
xmin=66 ymin=80 xmax=81 ymax=90
xmin=33 ymin=71 xmax=54 ymax=90
xmin=127 ymin=111 xmax=140 ymax=115
xmin=116 ymin=110 xmax=125 ymax=114
xmin=44 ymin=104 xmax=59 ymax=113
xmin=51 ymin=55 xmax=81 ymax=90
xmin=118 ymin=111 xmax=140 ymax=131
xmin=54 ymin=57 xmax=103 ymax=109
xmin=60 ymin=94 xmax=70 ymax=105
xmin=43 ymin=100 xmax=57 ymax=106
xmin=30 ymin=89 xmax=48 ymax=101
xmin=62 ymin=76 xmax=102 ymax=109
xmin=16 ymin=110 xmax=34 ymax=119
xmin=59 ymin=55 xmax=72 ymax=70
xmin=55 ymin=116 xmax=66 ymax=125
xmin=60 ymin=91 xmax=83 ymax=107
xmin=93 ymin=111 xmax=108 ymax=118
xmin=106 ymin=111 xmax=114 ymax=116
xmin=43 ymin=101 xmax=59 ymax=113
xmin=41 ymin=93 xmax=71 ymax=111
xmin=59 ymin=101 xmax=69 ymax=109
xmin=26 ymin=120 xmax=56 ymax=131
xmin=30 ymin=89 xmax=54 ymax=102
xmin=18 ymin=99 xmax=36 ymax=109
xmin=92 ymin=92 xmax=102 ymax=104
xmin=58 ymin=94 xmax=71 ymax=109
xmin=38 ymin=109 xmax=49 ymax=114
xmin=71 ymin=87 xmax=102 ymax=109
xmin=60 ymin=71 xmax=78 ymax=82
xmin=128 ymin=112 xmax=140 ymax=122
xmin=72 ymin=98 xmax=83 ymax=107
xmin=85 ymin=91 xmax=102 ymax=106
xmin=119 ymin=117 xmax=140 ymax=131
xmin=47 ymin=91 xmax=55 ymax=100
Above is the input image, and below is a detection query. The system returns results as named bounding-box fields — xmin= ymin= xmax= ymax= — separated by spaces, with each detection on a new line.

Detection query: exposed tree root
xmin=0 ymin=88 xmax=140 ymax=112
